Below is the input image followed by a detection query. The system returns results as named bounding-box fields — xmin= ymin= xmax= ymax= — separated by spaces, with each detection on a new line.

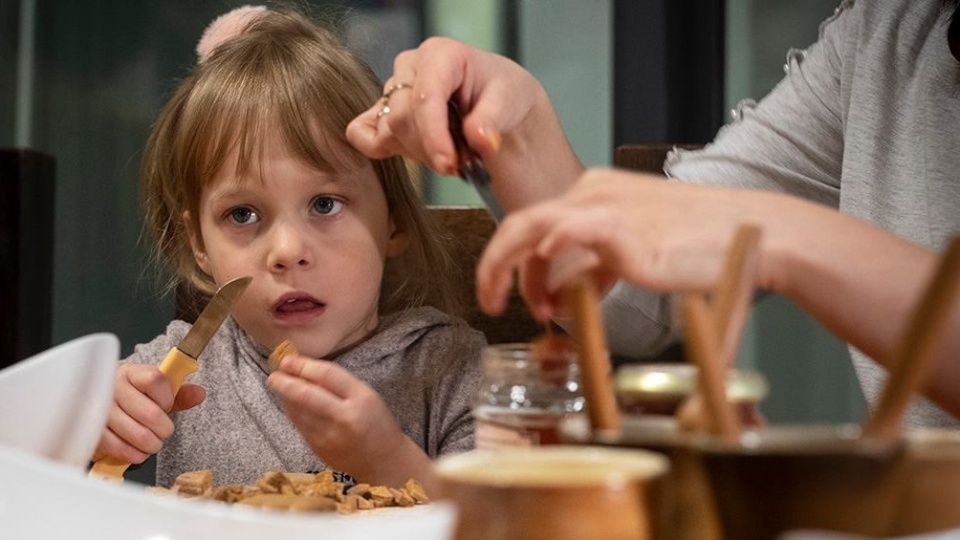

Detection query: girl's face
xmin=189 ymin=132 xmax=406 ymax=359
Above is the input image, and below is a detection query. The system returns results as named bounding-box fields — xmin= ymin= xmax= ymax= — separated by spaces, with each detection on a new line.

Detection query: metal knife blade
xmin=178 ymin=276 xmax=252 ymax=359
xmin=447 ymin=101 xmax=506 ymax=222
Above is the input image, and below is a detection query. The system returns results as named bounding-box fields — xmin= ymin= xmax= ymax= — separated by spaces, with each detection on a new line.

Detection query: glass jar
xmin=474 ymin=342 xmax=585 ymax=449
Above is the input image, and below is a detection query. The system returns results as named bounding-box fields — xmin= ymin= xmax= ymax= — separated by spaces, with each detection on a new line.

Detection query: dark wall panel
xmin=0 ymin=149 xmax=54 ymax=366
xmin=614 ymin=0 xmax=725 ymax=146
xmin=1 ymin=0 xmax=18 ymax=146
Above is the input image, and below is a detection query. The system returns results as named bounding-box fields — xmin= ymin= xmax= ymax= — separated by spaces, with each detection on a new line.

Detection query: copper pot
xmin=435 ymin=446 xmax=670 ymax=540
xmin=559 ymin=414 xmax=723 ymax=540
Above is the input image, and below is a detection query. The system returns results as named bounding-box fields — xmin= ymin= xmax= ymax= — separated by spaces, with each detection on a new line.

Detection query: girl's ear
xmin=183 ymin=211 xmax=212 ymax=274
xmin=385 ymin=217 xmax=410 ymax=258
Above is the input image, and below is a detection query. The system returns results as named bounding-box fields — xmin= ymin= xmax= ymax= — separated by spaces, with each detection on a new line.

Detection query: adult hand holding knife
xmin=448 ymin=100 xmax=506 ymax=222
xmin=89 ymin=276 xmax=252 ymax=481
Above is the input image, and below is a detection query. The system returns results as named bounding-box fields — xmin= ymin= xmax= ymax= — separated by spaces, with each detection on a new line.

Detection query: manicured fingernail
xmin=434 ymin=153 xmax=455 ymax=175
xmin=478 ymin=126 xmax=502 ymax=153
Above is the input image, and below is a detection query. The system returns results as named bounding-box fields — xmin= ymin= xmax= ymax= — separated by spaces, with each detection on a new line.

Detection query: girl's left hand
xmin=267 ymin=354 xmax=433 ymax=488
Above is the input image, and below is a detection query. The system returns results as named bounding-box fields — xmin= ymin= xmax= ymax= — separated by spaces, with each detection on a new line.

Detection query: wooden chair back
xmin=612 ymin=144 xmax=703 ymax=364
xmin=399 ymin=206 xmax=543 ymax=344
xmin=175 ymin=206 xmax=543 ymax=345
xmin=614 ymin=143 xmax=702 ymax=175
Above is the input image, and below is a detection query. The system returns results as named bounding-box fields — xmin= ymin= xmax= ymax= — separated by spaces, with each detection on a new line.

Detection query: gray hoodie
xmin=125 ymin=306 xmax=484 ymax=487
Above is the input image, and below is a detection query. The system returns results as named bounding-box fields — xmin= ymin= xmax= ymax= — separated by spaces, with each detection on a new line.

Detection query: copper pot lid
xmin=615 ymin=363 xmax=769 ymax=404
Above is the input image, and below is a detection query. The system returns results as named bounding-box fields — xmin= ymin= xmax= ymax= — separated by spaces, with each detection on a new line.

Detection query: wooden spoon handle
xmin=862 ymin=237 xmax=960 ymax=439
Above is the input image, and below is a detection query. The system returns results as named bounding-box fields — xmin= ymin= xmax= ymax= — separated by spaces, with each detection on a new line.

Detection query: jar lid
xmin=614 ymin=363 xmax=768 ymax=403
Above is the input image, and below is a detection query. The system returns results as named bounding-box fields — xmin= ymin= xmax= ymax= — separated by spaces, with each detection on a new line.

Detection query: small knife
xmin=448 ymin=100 xmax=506 ymax=222
xmin=89 ymin=275 xmax=252 ymax=481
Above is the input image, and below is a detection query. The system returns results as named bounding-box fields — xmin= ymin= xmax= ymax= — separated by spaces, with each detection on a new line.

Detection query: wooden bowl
xmin=564 ymin=415 xmax=960 ymax=539
xmin=435 ymin=446 xmax=669 ymax=540
xmin=890 ymin=429 xmax=960 ymax=535
xmin=695 ymin=424 xmax=903 ymax=540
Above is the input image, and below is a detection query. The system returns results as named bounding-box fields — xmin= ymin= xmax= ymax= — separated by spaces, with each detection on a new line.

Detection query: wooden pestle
xmin=711 ymin=225 xmax=763 ymax=366
xmin=862 ymin=237 xmax=960 ymax=440
xmin=562 ymin=279 xmax=622 ymax=435
xmin=677 ymin=225 xmax=762 ymax=434
xmin=681 ymin=293 xmax=741 ymax=443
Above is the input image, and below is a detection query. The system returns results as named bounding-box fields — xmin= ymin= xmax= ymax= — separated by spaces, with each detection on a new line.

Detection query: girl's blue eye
xmin=228 ymin=207 xmax=259 ymax=224
xmin=313 ymin=196 xmax=344 ymax=216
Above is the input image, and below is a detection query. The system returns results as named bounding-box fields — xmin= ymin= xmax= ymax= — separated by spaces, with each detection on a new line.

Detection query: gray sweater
xmin=125 ymin=307 xmax=485 ymax=487
xmin=604 ymin=0 xmax=960 ymax=427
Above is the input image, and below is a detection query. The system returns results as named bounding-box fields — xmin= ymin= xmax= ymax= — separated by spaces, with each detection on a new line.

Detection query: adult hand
xmin=346 ymin=37 xmax=583 ymax=210
xmin=476 ymin=168 xmax=786 ymax=321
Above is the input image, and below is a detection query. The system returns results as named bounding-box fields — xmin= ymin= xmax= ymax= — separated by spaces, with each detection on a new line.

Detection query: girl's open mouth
xmin=273 ymin=293 xmax=325 ymax=323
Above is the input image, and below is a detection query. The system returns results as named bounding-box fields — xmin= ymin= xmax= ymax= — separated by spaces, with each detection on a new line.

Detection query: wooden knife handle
xmin=88 ymin=456 xmax=130 ymax=481
xmin=89 ymin=347 xmax=199 ymax=481
xmin=157 ymin=346 xmax=200 ymax=396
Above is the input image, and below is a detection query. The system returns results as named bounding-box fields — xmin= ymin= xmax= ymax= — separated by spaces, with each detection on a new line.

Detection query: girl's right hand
xmin=91 ymin=363 xmax=205 ymax=464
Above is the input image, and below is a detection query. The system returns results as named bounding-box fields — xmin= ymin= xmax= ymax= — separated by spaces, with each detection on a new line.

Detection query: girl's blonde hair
xmin=141 ymin=7 xmax=459 ymax=318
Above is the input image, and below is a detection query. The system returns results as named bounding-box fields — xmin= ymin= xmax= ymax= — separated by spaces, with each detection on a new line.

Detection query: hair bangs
xmin=183 ymin=54 xmax=281 ymax=192
xmin=206 ymin=9 xmax=380 ymax=181
xmin=269 ymin=30 xmax=378 ymax=176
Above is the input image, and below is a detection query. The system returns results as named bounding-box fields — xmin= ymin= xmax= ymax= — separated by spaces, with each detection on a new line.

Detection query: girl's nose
xmin=266 ymin=222 xmax=312 ymax=271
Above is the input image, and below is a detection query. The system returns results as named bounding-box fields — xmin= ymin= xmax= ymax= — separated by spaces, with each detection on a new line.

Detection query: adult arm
xmin=597 ymin=3 xmax=858 ymax=356
xmin=474 ymin=168 xmax=960 ymax=418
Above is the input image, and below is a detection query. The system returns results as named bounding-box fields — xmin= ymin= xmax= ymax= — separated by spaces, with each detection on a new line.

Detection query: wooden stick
xmin=677 ymin=225 xmax=762 ymax=433
xmin=682 ymin=293 xmax=741 ymax=443
xmin=712 ymin=225 xmax=763 ymax=365
xmin=862 ymin=237 xmax=960 ymax=440
xmin=562 ymin=280 xmax=621 ymax=435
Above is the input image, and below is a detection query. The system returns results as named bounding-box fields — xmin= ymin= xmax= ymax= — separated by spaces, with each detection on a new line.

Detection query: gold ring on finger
xmin=382 ymin=82 xmax=412 ymax=100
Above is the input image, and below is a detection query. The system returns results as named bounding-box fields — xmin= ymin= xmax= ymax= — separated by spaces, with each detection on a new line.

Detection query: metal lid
xmin=615 ymin=363 xmax=769 ymax=403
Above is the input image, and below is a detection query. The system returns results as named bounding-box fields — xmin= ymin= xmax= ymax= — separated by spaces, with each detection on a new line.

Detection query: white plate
xmin=0 ymin=333 xmax=118 ymax=468
xmin=0 ymin=444 xmax=456 ymax=540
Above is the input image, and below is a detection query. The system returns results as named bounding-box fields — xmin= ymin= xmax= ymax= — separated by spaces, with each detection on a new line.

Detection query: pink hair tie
xmin=196 ymin=5 xmax=267 ymax=63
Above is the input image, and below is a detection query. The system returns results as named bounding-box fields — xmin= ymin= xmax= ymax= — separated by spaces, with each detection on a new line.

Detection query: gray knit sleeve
xmin=602 ymin=3 xmax=858 ymax=358
xmin=664 ymin=1 xmax=857 ymax=206
xmin=428 ymin=326 xmax=486 ymax=456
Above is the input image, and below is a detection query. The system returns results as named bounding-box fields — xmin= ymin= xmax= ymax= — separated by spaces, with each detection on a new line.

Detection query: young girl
xmin=92 ymin=6 xmax=484 ymax=494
